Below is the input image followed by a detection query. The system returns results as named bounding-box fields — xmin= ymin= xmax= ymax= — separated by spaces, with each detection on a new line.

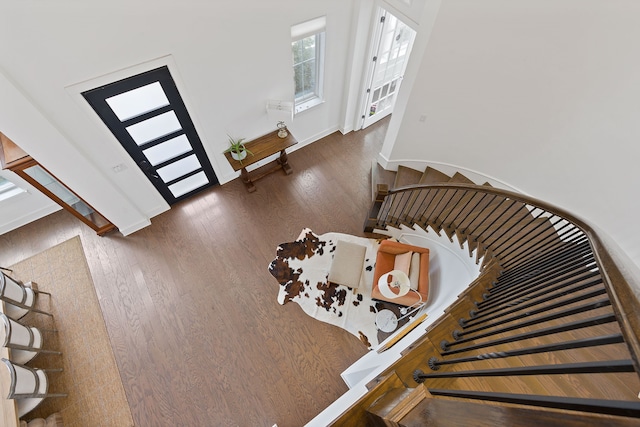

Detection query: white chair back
xmin=1 ymin=358 xmax=66 ymax=417
xmin=0 ymin=271 xmax=52 ymax=319
xmin=0 ymin=314 xmax=46 ymax=364
xmin=0 ymin=272 xmax=34 ymax=320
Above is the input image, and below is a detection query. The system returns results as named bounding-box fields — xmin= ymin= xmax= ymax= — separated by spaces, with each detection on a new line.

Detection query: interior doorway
xmin=361 ymin=9 xmax=416 ymax=129
xmin=83 ymin=66 xmax=218 ymax=205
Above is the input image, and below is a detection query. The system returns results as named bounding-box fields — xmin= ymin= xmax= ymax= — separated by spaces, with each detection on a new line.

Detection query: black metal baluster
xmin=464 ymin=196 xmax=509 ymax=239
xmin=441 ymin=313 xmax=616 ymax=354
xmin=494 ymin=237 xmax=590 ymax=285
xmin=421 ymin=188 xmax=449 ymax=226
xmin=477 ymin=267 xmax=600 ymax=313
xmin=437 ymin=189 xmax=469 ymax=230
xmin=418 ymin=360 xmax=634 ymax=381
xmin=431 ymin=188 xmax=462 ymax=231
xmin=448 ymin=191 xmax=486 ymax=231
xmin=428 ymin=334 xmax=624 ymax=370
xmin=454 ymin=296 xmax=610 ymax=343
xmin=471 ymin=199 xmax=519 ymax=241
xmin=423 ymin=390 xmax=640 ymax=418
xmin=462 ymin=277 xmax=603 ymax=328
xmin=487 ymin=251 xmax=594 ymax=302
xmin=460 ymin=194 xmax=499 ymax=235
xmin=409 ymin=188 xmax=434 ymax=229
xmin=478 ymin=201 xmax=536 ymax=250
xmin=499 ymin=215 xmax=573 ymax=262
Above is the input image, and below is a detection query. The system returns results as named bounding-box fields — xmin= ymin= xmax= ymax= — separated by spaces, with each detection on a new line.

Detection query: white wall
xmin=385 ymin=0 xmax=640 ymax=270
xmin=0 ymin=70 xmax=152 ymax=235
xmin=0 ymin=0 xmax=358 ymax=234
xmin=0 ymin=169 xmax=60 ymax=235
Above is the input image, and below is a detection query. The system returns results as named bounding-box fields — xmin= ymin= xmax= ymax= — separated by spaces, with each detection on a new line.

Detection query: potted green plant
xmin=224 ymin=135 xmax=253 ymax=164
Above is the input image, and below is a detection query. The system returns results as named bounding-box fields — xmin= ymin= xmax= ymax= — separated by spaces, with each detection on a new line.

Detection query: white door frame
xmin=359 ymin=7 xmax=416 ymax=129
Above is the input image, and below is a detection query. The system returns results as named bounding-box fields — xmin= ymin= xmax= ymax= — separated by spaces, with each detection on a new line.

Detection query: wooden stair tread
xmin=368 ymin=386 xmax=427 ymax=424
xmin=419 ymin=166 xmax=451 ymax=184
xmin=329 ymin=372 xmax=408 ymax=427
xmin=400 ymin=396 xmax=640 ymax=427
xmin=368 ymin=387 xmax=413 ymax=416
xmin=395 ymin=165 xmax=424 ymax=188
xmin=449 ymin=172 xmax=475 ymax=184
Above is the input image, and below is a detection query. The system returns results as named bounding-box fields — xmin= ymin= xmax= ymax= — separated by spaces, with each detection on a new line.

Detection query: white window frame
xmin=0 ymin=175 xmax=26 ymax=202
xmin=291 ymin=16 xmax=326 ymax=114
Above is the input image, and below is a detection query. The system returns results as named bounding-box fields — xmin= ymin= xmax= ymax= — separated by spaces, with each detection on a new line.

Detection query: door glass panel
xmin=399 ymin=43 xmax=408 ymax=57
xmin=389 ymin=79 xmax=397 ymax=94
xmin=372 ymin=88 xmax=380 ymax=103
xmin=105 ymin=82 xmax=170 ymax=121
xmin=143 ymin=134 xmax=191 ymax=166
xmin=381 ymin=83 xmax=389 ymax=98
xmin=126 ymin=110 xmax=181 ymax=145
xmin=386 ymin=93 xmax=395 ymax=106
xmin=168 ymin=171 xmax=209 ymax=197
xmin=156 ymin=154 xmax=201 ymax=182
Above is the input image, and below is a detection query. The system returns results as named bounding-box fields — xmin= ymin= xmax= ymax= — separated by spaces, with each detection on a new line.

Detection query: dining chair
xmin=1 ymin=358 xmax=66 ymax=418
xmin=0 ymin=271 xmax=52 ymax=320
xmin=0 ymin=314 xmax=61 ymax=365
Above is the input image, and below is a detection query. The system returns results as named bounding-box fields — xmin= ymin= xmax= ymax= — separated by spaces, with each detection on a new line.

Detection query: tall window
xmin=291 ymin=16 xmax=326 ymax=113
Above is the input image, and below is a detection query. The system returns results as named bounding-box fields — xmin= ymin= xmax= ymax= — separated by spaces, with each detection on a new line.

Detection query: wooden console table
xmin=224 ymin=130 xmax=297 ymax=192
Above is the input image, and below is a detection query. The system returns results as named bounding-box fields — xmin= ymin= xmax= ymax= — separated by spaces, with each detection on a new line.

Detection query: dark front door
xmin=83 ymin=66 xmax=218 ymax=205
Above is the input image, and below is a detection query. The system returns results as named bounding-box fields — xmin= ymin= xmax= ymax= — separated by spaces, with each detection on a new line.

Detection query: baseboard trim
xmin=0 ymin=204 xmax=61 ymax=235
xmin=117 ymin=203 xmax=169 ymax=235
xmin=119 ymin=218 xmax=153 ymax=236
xmin=218 ymin=125 xmax=341 ymax=186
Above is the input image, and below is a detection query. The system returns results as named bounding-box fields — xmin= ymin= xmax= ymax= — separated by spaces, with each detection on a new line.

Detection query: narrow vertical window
xmin=291 ymin=16 xmax=326 ymax=114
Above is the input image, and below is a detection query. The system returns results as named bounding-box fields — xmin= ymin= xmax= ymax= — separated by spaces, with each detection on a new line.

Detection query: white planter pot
xmin=231 ymin=150 xmax=247 ymax=161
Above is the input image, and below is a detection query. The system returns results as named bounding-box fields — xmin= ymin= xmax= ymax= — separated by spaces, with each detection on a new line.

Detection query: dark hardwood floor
xmin=0 ymin=118 xmax=390 ymax=427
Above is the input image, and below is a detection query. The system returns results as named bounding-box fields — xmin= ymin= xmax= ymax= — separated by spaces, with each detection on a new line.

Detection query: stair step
xmin=419 ymin=166 xmax=451 ymax=184
xmin=450 ymin=172 xmax=475 ymax=184
xmin=428 ymin=172 xmax=477 ymax=232
xmin=399 ymin=395 xmax=638 ymax=427
xmin=394 ymin=165 xmax=423 ymax=188
xmin=329 ymin=371 xmax=409 ymax=427
xmin=367 ymin=386 xmax=427 ymax=425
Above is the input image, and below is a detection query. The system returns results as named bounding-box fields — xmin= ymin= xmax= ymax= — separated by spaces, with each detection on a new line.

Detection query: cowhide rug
xmin=269 ymin=228 xmax=386 ymax=349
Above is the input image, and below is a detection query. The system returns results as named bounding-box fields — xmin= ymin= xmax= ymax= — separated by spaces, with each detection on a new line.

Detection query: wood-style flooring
xmin=0 ymin=118 xmax=390 ymax=427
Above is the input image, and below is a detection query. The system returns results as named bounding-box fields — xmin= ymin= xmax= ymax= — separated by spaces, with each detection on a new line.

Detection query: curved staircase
xmin=313 ymin=164 xmax=640 ymax=426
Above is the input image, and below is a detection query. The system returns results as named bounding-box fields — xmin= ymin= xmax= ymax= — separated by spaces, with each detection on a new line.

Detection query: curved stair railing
xmin=338 ymin=182 xmax=640 ymax=426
